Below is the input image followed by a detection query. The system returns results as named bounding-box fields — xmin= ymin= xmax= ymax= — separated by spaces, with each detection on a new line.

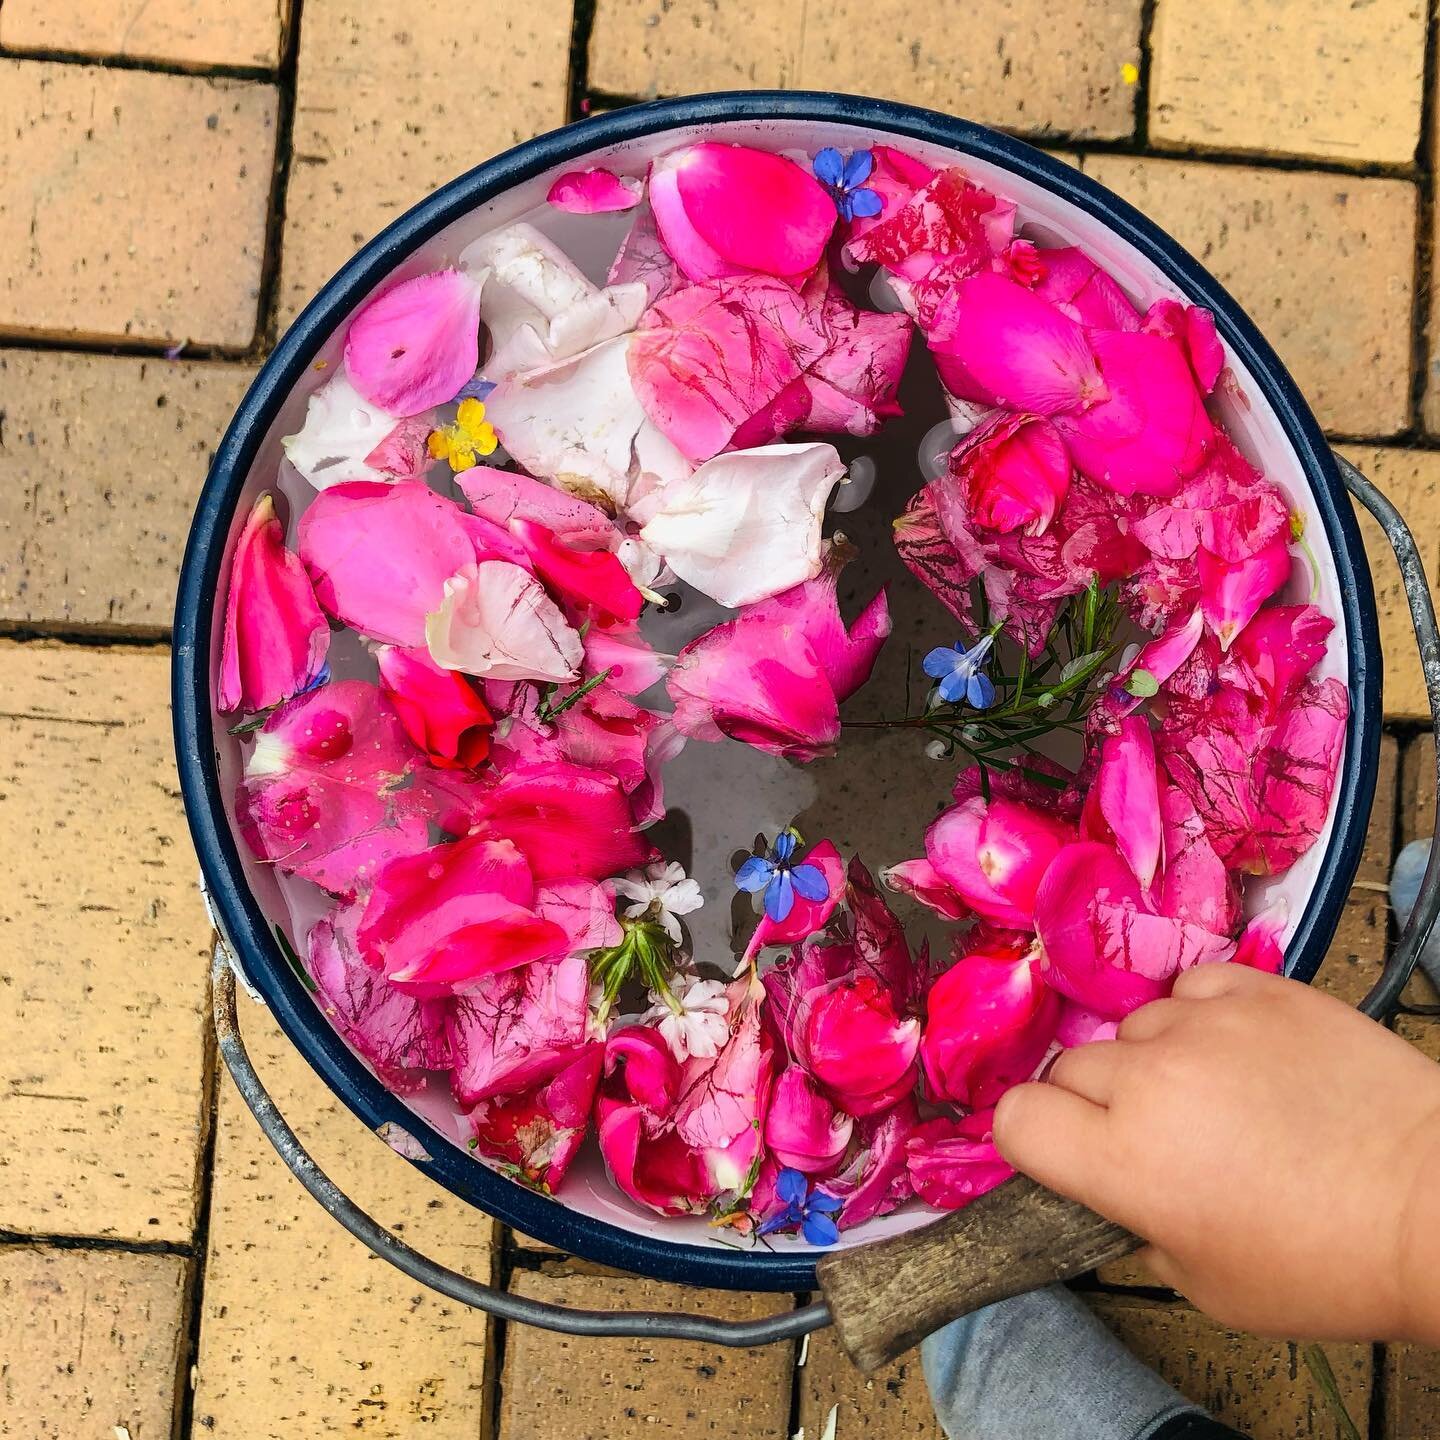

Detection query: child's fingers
xmin=1116 ymin=998 xmax=1185 ymax=1041
xmin=1048 ymin=1039 xmax=1124 ymax=1105
xmin=993 ymin=1081 xmax=1113 ymax=1204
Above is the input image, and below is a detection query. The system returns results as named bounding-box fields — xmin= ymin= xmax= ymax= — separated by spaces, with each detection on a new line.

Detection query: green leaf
xmin=538 ymin=667 xmax=613 ymax=722
xmin=228 ymin=714 xmax=269 ymax=736
xmin=1124 ymin=668 xmax=1160 ymax=698
xmin=1059 ymin=650 xmax=1105 ymax=684
xmin=1301 ymin=1344 xmax=1362 ymax=1440
xmin=273 ymin=924 xmax=318 ymax=994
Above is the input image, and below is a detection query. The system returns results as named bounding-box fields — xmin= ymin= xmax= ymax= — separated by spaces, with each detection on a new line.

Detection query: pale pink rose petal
xmin=1096 ymin=717 xmax=1163 ymax=891
xmin=535 ymin=878 xmax=624 ymax=954
xmin=1158 ymin=783 xmax=1241 ymax=935
xmin=425 ymin=559 xmax=585 ymax=683
xmin=1198 ymin=534 xmax=1292 ymax=650
xmin=457 ymin=466 xmax=619 ymax=549
xmin=1031 ymin=246 xmax=1141 ymax=331
xmin=236 ymin=681 xmax=432 ymax=898
xmin=1054 ymin=330 xmax=1213 ymax=499
xmin=608 ymin=203 xmax=685 ymax=306
xmin=650 ymin=143 xmax=835 ymax=282
xmin=463 ymin=760 xmax=652 ymax=883
xmin=362 ymin=417 xmax=433 ymax=481
xmin=309 ymin=901 xmax=453 ymax=1093
xmin=449 ymin=951 xmax=593 ymax=1105
xmin=928 ymin=272 xmax=1103 ymax=414
xmin=921 ymin=941 xmax=1060 ymax=1109
xmin=1252 ymin=678 xmax=1348 ymax=874
xmin=1094 ymin=902 xmax=1236 ymax=986
xmin=667 ymin=618 xmax=840 ymax=761
xmin=765 ymin=1065 xmax=854 ymax=1174
xmin=465 ymin=1043 xmax=604 ymax=1191
xmin=1233 ymin=899 xmax=1289 ymax=974
xmin=219 ymin=493 xmax=330 ymax=713
xmin=583 ymin=622 xmax=670 ymax=695
xmin=639 ymin=443 xmax=844 ymax=608
xmin=344 ymin=268 xmax=484 ymax=415
xmin=298 ymin=481 xmax=478 ymax=646
xmin=906 ymin=1112 xmax=1014 ymax=1211
xmin=547 ymin=167 xmax=643 ymax=214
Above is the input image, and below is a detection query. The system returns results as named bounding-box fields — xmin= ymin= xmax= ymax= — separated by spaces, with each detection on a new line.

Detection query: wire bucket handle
xmin=213 ymin=453 xmax=1440 ymax=1371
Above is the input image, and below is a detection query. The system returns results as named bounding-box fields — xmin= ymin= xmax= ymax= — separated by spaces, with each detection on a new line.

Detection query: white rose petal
xmin=280 ymin=373 xmax=404 ymax=489
xmin=638 ymin=443 xmax=846 ymax=608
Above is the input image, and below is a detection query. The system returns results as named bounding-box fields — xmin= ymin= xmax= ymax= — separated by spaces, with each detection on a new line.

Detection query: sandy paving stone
xmin=278 ymin=0 xmax=573 ymax=330
xmin=1086 ymin=1295 xmax=1371 ymax=1438
xmin=499 ymin=1265 xmax=794 ymax=1439
xmin=0 ymin=0 xmax=290 ymax=70
xmin=0 ymin=61 xmax=277 ymax=349
xmin=1148 ymin=0 xmax=1427 ymax=167
xmin=795 ymin=1325 xmax=944 ymax=1439
xmin=0 ymin=1246 xmax=190 ymax=1439
xmin=193 ymin=997 xmax=498 ymax=1438
xmin=1385 ymin=1340 xmax=1440 ymax=1440
xmin=1339 ymin=446 xmax=1440 ymax=722
xmin=1079 ymin=156 xmax=1417 ymax=437
xmin=589 ymin=0 xmax=1142 ymax=140
xmin=0 ymin=643 xmax=211 ymax=1244
xmin=0 ymin=350 xmax=255 ymax=634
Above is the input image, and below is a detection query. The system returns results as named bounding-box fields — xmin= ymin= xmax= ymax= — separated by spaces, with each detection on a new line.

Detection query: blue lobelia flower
xmin=812 ymin=147 xmax=884 ymax=224
xmin=923 ymin=633 xmax=998 ymax=709
xmin=733 ymin=830 xmax=830 ymax=924
xmin=757 ymin=1167 xmax=845 ymax=1245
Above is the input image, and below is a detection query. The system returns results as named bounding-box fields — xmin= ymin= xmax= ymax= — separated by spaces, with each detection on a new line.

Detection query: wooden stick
xmin=816 ymin=1174 xmax=1141 ymax=1373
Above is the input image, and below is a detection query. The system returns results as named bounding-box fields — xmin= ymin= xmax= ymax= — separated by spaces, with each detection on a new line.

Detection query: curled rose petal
xmin=425 ymin=560 xmax=584 ymax=683
xmin=1116 ymin=607 xmax=1204 ymax=713
xmin=822 ymin=1098 xmax=919 ymax=1230
xmin=281 ymin=374 xmax=428 ymax=489
xmin=881 ymin=858 xmax=969 ymax=920
xmin=905 ymin=1112 xmax=1014 ymax=1211
xmin=376 ymin=645 xmax=493 ymax=770
xmin=638 ymin=443 xmax=845 ymax=608
xmin=219 ymin=493 xmax=330 ymax=714
xmin=344 ymin=268 xmax=485 ymax=415
xmin=946 ymin=412 xmax=1072 ymax=537
xmin=650 ymin=143 xmax=835 ymax=283
xmin=1199 ymin=535 xmax=1293 ymax=651
xmin=765 ymin=1065 xmax=854 ymax=1174
xmin=510 ymin=518 xmax=642 ymax=625
xmin=547 ymin=167 xmax=643 ymax=214
xmin=1094 ymin=717 xmax=1162 ymax=891
xmin=805 ymin=976 xmax=921 ymax=1117
xmin=1032 ymin=246 xmax=1140 ymax=331
xmin=1234 ymin=899 xmax=1288 ymax=974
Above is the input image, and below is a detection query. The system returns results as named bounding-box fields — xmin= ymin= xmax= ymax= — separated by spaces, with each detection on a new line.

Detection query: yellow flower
xmin=427 ymin=397 xmax=498 ymax=474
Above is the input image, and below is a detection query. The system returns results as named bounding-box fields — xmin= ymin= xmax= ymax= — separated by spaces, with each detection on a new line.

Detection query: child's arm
xmin=993 ymin=963 xmax=1440 ymax=1344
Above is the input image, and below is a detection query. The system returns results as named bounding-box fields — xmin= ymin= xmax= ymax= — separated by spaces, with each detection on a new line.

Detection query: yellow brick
xmin=589 ymin=0 xmax=1143 ymax=141
xmin=499 ymin=1267 xmax=794 ymax=1438
xmin=0 ymin=0 xmax=289 ymax=69
xmin=193 ymin=997 xmax=499 ymax=1437
xmin=0 ymin=350 xmax=254 ymax=633
xmin=0 ymin=642 xmax=211 ymax=1244
xmin=796 ymin=1324 xmax=944 ymax=1439
xmin=1386 ymin=1341 xmax=1440 ymax=1439
xmin=0 ymin=1246 xmax=191 ymax=1439
xmin=1149 ymin=0 xmax=1427 ymax=166
xmin=278 ymin=0 xmax=573 ymax=329
xmin=0 ymin=60 xmax=277 ymax=349
xmin=1340 ymin=447 xmax=1440 ymax=721
xmin=1087 ymin=1294 xmax=1372 ymax=1438
xmin=1081 ymin=155 xmax=1417 ymax=437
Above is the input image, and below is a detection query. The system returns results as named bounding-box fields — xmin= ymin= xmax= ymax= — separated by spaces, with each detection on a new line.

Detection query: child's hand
xmin=994 ymin=964 xmax=1440 ymax=1343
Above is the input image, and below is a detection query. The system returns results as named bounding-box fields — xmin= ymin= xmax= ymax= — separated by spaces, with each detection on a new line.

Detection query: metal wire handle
xmin=212 ymin=948 xmax=832 ymax=1345
xmin=1335 ymin=455 xmax=1440 ymax=1016
xmin=212 ymin=456 xmax=1440 ymax=1347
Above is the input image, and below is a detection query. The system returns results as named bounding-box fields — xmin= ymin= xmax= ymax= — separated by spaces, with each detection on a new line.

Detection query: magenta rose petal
xmin=547 ymin=167 xmax=643 ymax=214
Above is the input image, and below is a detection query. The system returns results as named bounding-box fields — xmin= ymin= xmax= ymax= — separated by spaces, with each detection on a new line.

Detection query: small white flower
xmin=608 ymin=860 xmax=704 ymax=944
xmin=644 ymin=972 xmax=731 ymax=1061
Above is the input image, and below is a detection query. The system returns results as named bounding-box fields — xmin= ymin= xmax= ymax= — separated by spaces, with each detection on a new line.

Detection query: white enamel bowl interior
xmin=211 ymin=116 xmax=1348 ymax=1257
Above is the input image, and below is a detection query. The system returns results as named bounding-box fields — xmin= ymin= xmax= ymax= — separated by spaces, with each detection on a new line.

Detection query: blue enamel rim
xmin=173 ymin=91 xmax=1381 ymax=1293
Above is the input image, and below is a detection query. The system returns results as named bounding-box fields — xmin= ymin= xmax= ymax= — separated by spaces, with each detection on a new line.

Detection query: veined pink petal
xmin=1032 ymin=246 xmax=1140 ymax=331
xmin=765 ymin=1065 xmax=854 ymax=1174
xmin=466 ymin=1043 xmax=604 ymax=1191
xmin=235 ymin=681 xmax=431 ymax=898
xmin=928 ymin=272 xmax=1103 ymax=414
xmin=606 ymin=1026 xmax=683 ymax=1118
xmin=1130 ymin=451 xmax=1286 ymax=564
xmin=1221 ymin=604 xmax=1334 ymax=719
xmin=375 ymin=645 xmax=493 ymax=770
xmin=309 ymin=902 xmax=452 ymax=1093
xmin=750 ymin=840 xmax=845 ymax=950
xmin=650 ymin=143 xmax=835 ymax=282
xmin=458 ymin=466 xmax=618 ymax=549
xmin=1234 ymin=899 xmax=1288 ymax=974
xmin=921 ymin=942 xmax=1059 ymax=1109
xmin=535 ymin=878 xmax=624 ymax=954
xmin=1198 ymin=535 xmax=1292 ymax=650
xmin=638 ymin=443 xmax=844 ymax=608
xmin=1158 ymin=783 xmax=1240 ymax=935
xmin=824 ymin=1098 xmax=919 ymax=1230
xmin=344 ymin=268 xmax=484 ymax=415
xmin=881 ymin=857 xmax=969 ymax=920
xmin=806 ymin=976 xmax=921 ymax=1118
xmin=449 ymin=952 xmax=593 ymax=1105
xmin=1096 ymin=717 xmax=1162 ymax=890
xmin=845 ymin=169 xmax=1000 ymax=288
xmin=219 ymin=493 xmax=329 ymax=713
xmin=1094 ymin=903 xmax=1236 ymax=986
xmin=298 ymin=481 xmax=478 ymax=646
xmin=425 ymin=559 xmax=585 ymax=683
xmin=1055 ymin=330 xmax=1213 ymax=498
xmin=1251 ymin=678 xmax=1348 ymax=874
xmin=892 ymin=483 xmax=982 ymax=627
xmin=946 ymin=412 xmax=1072 ymax=536
xmin=906 ymin=1112 xmax=1014 ymax=1211
xmin=844 ymin=144 xmax=937 ymax=244
xmin=608 ymin=203 xmax=685 ymax=306
xmin=547 ymin=167 xmax=643 ymax=214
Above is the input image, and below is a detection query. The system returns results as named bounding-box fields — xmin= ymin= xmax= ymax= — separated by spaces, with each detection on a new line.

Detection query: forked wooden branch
xmin=816 ymin=1174 xmax=1141 ymax=1373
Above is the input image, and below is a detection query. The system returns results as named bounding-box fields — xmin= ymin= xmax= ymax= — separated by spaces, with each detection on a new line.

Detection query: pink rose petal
xmin=547 ymin=167 xmax=643 ymax=214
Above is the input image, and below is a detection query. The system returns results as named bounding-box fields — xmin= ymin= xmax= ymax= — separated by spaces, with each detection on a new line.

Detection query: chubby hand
xmin=994 ymin=964 xmax=1440 ymax=1343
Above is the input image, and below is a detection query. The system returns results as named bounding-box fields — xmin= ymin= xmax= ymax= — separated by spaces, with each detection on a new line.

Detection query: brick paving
xmin=3 ymin=2 xmax=1440 ymax=1436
